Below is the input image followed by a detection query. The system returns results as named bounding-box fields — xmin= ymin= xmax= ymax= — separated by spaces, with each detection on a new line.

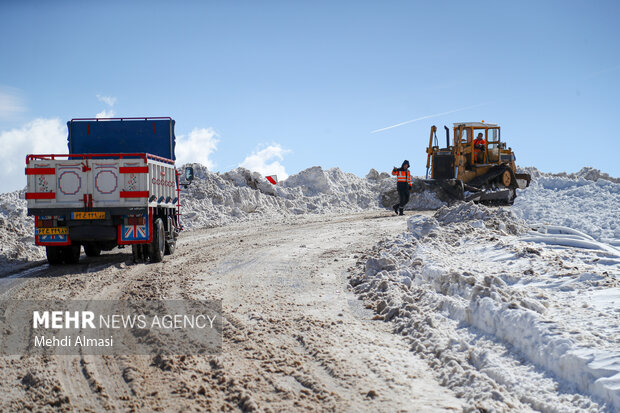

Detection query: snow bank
xmin=180 ymin=164 xmax=389 ymax=229
xmin=0 ymin=190 xmax=44 ymax=272
xmin=181 ymin=164 xmax=449 ymax=230
xmin=513 ymin=167 xmax=620 ymax=242
xmin=351 ymin=201 xmax=620 ymax=411
xmin=520 ymin=166 xmax=620 ymax=184
xmin=379 ymin=180 xmax=447 ymax=211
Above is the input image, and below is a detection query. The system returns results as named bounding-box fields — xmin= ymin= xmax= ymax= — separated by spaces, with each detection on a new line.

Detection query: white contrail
xmin=584 ymin=64 xmax=620 ymax=79
xmin=371 ymin=102 xmax=489 ymax=134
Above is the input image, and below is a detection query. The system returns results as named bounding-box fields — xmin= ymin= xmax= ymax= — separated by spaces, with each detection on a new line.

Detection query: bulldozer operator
xmin=392 ymin=160 xmax=412 ymax=216
xmin=474 ymin=132 xmax=486 ymax=163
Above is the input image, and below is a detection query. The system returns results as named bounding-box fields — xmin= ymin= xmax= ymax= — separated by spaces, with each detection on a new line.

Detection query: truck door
xmin=55 ymin=160 xmax=88 ymax=208
xmin=91 ymin=159 xmax=120 ymax=206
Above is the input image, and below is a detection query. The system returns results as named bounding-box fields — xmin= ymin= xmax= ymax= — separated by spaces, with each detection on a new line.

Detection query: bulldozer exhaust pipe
xmin=444 ymin=126 xmax=450 ymax=147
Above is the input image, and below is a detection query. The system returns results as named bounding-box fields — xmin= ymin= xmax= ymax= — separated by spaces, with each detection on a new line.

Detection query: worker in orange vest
xmin=392 ymin=160 xmax=412 ymax=216
xmin=473 ymin=132 xmax=486 ymax=163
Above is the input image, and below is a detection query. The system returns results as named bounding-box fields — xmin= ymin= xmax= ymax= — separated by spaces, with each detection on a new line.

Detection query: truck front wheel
xmin=150 ymin=218 xmax=165 ymax=263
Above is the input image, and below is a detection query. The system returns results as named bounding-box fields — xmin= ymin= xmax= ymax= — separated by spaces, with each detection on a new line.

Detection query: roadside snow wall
xmin=181 ymin=165 xmax=389 ymax=229
xmin=352 ymin=198 xmax=620 ymax=411
xmin=513 ymin=167 xmax=620 ymax=242
xmin=0 ymin=189 xmax=44 ymax=273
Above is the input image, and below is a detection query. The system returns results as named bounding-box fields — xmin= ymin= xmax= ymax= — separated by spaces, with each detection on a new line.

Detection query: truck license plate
xmin=72 ymin=211 xmax=106 ymax=220
xmin=37 ymin=227 xmax=68 ymax=235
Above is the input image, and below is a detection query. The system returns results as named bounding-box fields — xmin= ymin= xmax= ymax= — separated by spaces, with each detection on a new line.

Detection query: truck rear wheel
xmin=84 ymin=244 xmax=102 ymax=257
xmin=150 ymin=218 xmax=165 ymax=263
xmin=46 ymin=246 xmax=63 ymax=265
xmin=165 ymin=216 xmax=177 ymax=255
xmin=63 ymin=244 xmax=81 ymax=264
xmin=132 ymin=244 xmax=149 ymax=262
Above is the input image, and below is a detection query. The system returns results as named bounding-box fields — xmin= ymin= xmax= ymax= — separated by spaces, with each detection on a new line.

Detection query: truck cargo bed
xmin=26 ymin=153 xmax=178 ymax=211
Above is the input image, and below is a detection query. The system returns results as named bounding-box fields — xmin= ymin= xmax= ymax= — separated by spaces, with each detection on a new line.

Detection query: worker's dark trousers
xmin=394 ymin=183 xmax=410 ymax=213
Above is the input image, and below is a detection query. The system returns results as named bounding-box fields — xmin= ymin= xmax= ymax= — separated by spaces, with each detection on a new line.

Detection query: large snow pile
xmin=1 ymin=163 xmax=616 ymax=270
xmin=181 ymin=164 xmax=445 ymax=229
xmin=520 ymin=166 xmax=620 ymax=184
xmin=351 ymin=201 xmax=620 ymax=411
xmin=380 ymin=179 xmax=448 ymax=211
xmin=180 ymin=165 xmax=389 ymax=229
xmin=0 ymin=189 xmax=44 ymax=273
xmin=513 ymin=167 xmax=620 ymax=242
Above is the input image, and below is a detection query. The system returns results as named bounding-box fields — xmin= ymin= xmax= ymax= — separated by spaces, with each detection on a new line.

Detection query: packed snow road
xmin=0 ymin=211 xmax=462 ymax=412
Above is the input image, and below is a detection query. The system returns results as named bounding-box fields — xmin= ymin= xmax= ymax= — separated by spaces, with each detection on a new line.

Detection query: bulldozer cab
xmin=453 ymin=122 xmax=501 ymax=167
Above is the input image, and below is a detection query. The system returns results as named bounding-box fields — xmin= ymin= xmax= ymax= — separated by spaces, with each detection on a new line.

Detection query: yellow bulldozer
xmin=423 ymin=122 xmax=531 ymax=205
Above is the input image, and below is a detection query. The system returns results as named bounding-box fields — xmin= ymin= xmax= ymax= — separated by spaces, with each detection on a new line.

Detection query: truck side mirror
xmin=184 ymin=167 xmax=194 ymax=183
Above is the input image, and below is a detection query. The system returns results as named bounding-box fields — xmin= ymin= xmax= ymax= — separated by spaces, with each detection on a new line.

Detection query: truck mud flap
xmin=118 ymin=211 xmax=152 ymax=244
xmin=34 ymin=216 xmax=71 ymax=246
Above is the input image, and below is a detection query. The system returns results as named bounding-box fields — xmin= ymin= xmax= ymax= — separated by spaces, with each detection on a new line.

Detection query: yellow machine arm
xmin=425 ymin=125 xmax=437 ymax=178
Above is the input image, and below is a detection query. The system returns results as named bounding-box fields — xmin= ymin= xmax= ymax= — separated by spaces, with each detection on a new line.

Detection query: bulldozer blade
xmin=515 ymin=173 xmax=531 ymax=189
xmin=380 ymin=179 xmax=465 ymax=209
xmin=413 ymin=179 xmax=465 ymax=203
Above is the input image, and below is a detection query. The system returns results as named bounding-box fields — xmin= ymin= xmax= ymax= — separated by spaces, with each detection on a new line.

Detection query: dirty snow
xmin=352 ymin=169 xmax=620 ymax=411
xmin=1 ymin=163 xmax=619 ymax=409
xmin=0 ymin=189 xmax=44 ymax=273
xmin=0 ymin=163 xmax=446 ymax=263
xmin=176 ymin=164 xmax=444 ymax=229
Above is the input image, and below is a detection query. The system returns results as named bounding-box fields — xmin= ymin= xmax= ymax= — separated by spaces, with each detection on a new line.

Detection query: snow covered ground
xmin=351 ymin=171 xmax=620 ymax=411
xmin=0 ymin=164 xmax=618 ymax=409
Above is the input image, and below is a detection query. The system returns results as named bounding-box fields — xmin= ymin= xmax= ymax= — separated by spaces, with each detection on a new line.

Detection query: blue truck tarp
xmin=67 ymin=118 xmax=176 ymax=160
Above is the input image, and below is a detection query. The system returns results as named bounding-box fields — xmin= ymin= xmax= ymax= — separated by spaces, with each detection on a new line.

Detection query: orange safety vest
xmin=474 ymin=138 xmax=486 ymax=152
xmin=392 ymin=169 xmax=412 ymax=185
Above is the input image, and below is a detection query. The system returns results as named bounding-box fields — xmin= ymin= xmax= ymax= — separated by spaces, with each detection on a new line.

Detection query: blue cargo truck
xmin=25 ymin=117 xmax=193 ymax=265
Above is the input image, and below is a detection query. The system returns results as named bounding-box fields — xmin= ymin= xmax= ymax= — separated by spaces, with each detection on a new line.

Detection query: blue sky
xmin=1 ymin=0 xmax=619 ymax=193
